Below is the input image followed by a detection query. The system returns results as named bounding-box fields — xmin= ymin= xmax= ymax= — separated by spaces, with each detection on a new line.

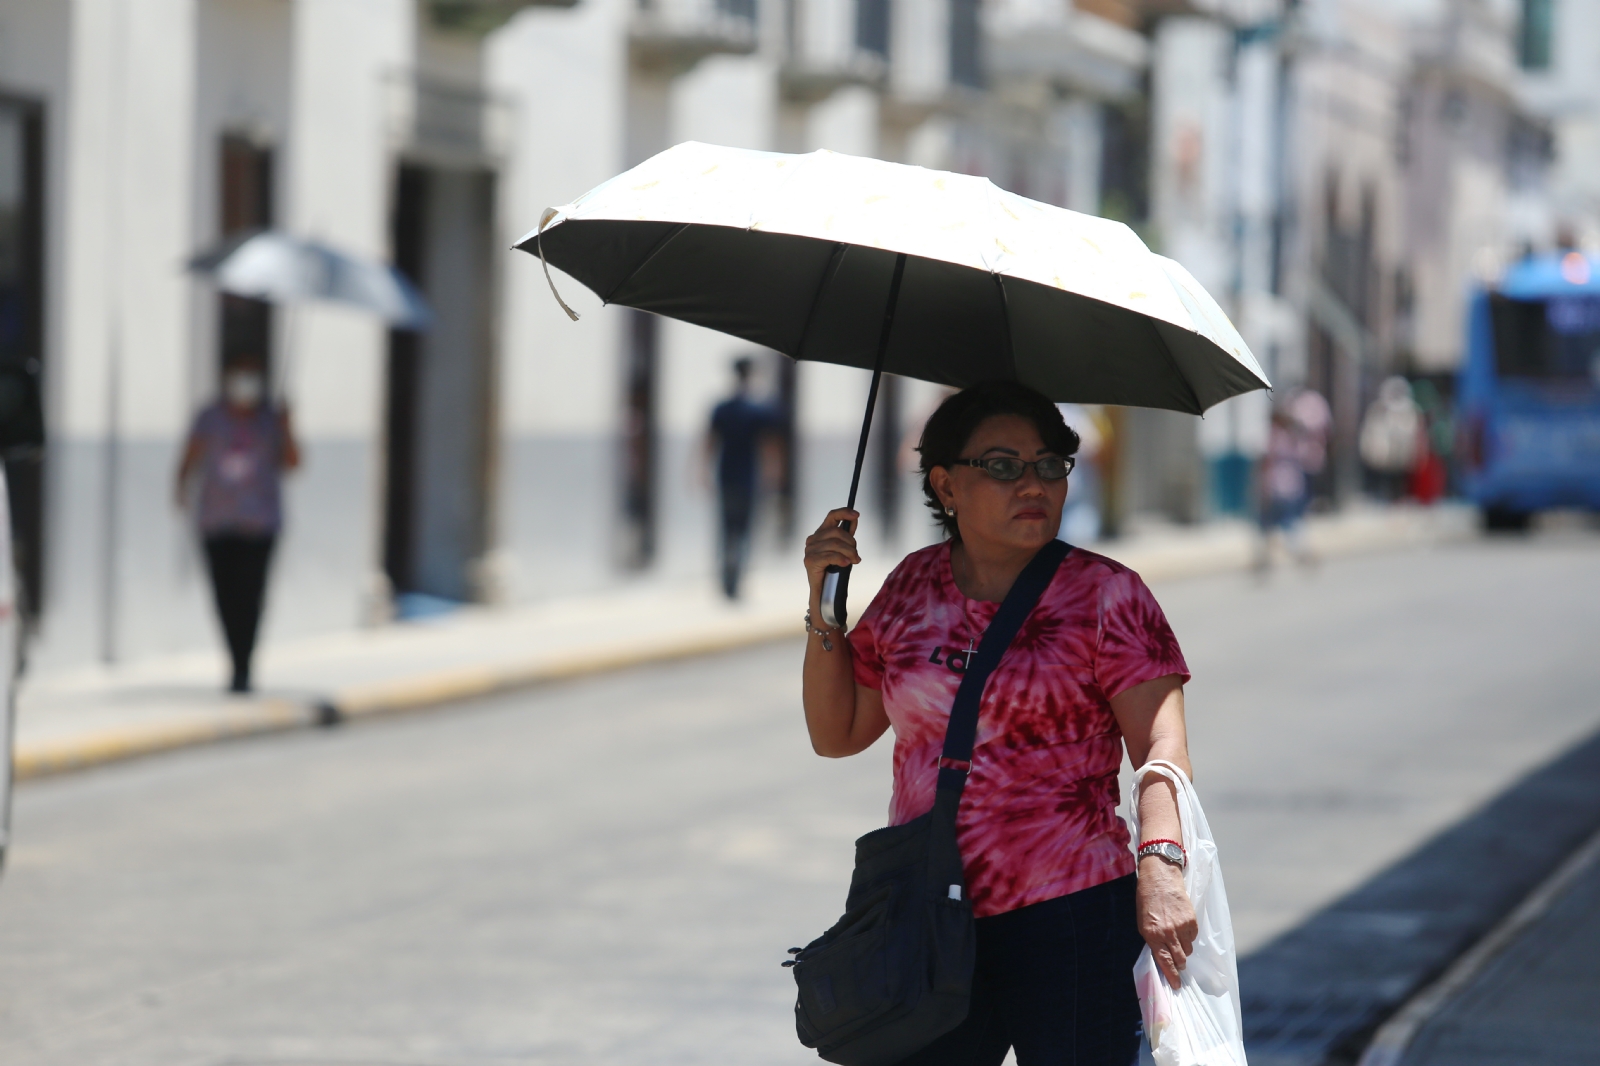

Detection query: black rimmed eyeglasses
xmin=955 ymin=455 xmax=1075 ymax=481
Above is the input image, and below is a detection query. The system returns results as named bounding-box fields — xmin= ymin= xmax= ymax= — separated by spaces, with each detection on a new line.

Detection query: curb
xmin=15 ymin=697 xmax=313 ymax=781
xmin=330 ymin=613 xmax=801 ymax=720
xmin=14 ymin=615 xmax=804 ymax=782
xmin=14 ymin=506 xmax=1475 ymax=783
xmin=1356 ymin=820 xmax=1600 ymax=1066
xmin=1238 ymin=722 xmax=1600 ymax=1066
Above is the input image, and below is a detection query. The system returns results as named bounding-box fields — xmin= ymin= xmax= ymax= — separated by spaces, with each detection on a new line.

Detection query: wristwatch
xmin=1137 ymin=839 xmax=1186 ymax=869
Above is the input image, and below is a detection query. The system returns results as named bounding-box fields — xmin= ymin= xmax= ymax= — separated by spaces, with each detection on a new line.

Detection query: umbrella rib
xmin=1140 ymin=315 xmax=1203 ymax=414
xmin=603 ymin=222 xmax=690 ymax=305
xmin=790 ymin=242 xmax=848 ymax=359
xmin=993 ymin=273 xmax=1016 ymax=381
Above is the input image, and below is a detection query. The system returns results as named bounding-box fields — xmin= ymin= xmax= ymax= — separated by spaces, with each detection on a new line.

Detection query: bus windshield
xmin=1489 ymin=293 xmax=1600 ymax=386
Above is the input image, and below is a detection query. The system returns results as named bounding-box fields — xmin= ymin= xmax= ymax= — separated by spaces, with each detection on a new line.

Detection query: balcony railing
xmin=777 ymin=0 xmax=888 ymax=102
xmin=425 ymin=0 xmax=578 ymax=37
xmin=631 ymin=0 xmax=759 ymax=76
xmin=985 ymin=6 xmax=1149 ymax=99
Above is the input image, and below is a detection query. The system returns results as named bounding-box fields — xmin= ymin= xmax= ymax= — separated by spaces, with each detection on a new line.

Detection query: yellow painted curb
xmin=14 ymin=621 xmax=801 ymax=781
xmin=333 ymin=615 xmax=799 ymax=718
xmin=15 ymin=698 xmax=310 ymax=781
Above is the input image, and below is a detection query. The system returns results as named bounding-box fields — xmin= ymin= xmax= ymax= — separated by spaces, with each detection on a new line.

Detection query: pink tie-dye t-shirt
xmin=848 ymin=541 xmax=1189 ymax=918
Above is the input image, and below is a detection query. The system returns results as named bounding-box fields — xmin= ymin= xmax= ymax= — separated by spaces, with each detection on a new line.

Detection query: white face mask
xmin=224 ymin=371 xmax=265 ymax=408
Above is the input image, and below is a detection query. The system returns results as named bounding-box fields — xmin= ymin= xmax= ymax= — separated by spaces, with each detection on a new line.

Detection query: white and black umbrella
xmin=191 ymin=230 xmax=432 ymax=330
xmin=517 ymin=141 xmax=1268 ymax=621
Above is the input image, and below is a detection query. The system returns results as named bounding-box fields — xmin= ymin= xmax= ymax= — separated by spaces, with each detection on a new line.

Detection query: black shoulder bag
xmin=787 ymin=539 xmax=1071 ymax=1066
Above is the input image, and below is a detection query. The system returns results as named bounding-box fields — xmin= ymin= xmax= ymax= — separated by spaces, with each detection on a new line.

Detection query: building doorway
xmin=384 ymin=163 xmax=496 ymax=607
xmin=772 ymin=353 xmax=798 ymax=541
xmin=872 ymin=373 xmax=901 ymax=542
xmin=0 ymin=98 xmax=46 ymax=623
xmin=217 ymin=134 xmax=274 ymax=373
xmin=620 ymin=309 xmax=658 ymax=570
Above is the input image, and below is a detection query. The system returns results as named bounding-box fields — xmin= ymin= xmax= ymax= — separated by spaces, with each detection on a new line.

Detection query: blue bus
xmin=1458 ymin=252 xmax=1600 ymax=529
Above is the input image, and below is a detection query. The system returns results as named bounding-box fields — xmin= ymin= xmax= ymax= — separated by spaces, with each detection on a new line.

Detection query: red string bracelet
xmin=1138 ymin=838 xmax=1184 ymax=854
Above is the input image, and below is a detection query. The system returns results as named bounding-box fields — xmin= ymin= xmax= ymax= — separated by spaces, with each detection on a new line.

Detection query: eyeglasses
xmin=955 ymin=455 xmax=1075 ymax=481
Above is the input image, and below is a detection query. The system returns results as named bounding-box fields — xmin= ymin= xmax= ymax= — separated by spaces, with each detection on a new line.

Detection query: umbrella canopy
xmin=190 ymin=230 xmax=432 ymax=330
xmin=517 ymin=141 xmax=1267 ymax=415
xmin=517 ymin=142 xmax=1269 ymax=626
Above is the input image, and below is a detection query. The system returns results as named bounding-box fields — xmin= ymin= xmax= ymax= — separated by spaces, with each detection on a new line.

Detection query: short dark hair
xmin=733 ymin=356 xmax=754 ymax=382
xmin=916 ymin=381 xmax=1081 ymax=539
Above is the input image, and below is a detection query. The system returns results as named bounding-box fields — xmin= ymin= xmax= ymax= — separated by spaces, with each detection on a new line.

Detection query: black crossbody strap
xmin=936 ymin=539 xmax=1070 ymax=794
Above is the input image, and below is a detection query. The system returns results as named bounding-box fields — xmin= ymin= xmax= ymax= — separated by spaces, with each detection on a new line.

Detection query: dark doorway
xmin=856 ymin=0 xmax=891 ymax=57
xmin=873 ymin=373 xmax=901 ymax=542
xmin=772 ymin=353 xmax=798 ymax=541
xmin=384 ymin=163 xmax=496 ymax=606
xmin=218 ymin=134 xmax=274 ymax=371
xmin=621 ymin=309 xmax=658 ymax=570
xmin=0 ymin=98 xmax=46 ymax=623
xmin=949 ymin=0 xmax=983 ymax=88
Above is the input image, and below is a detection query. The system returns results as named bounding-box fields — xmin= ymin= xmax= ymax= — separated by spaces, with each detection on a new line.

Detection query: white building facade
xmin=2 ymin=0 xmax=1156 ymax=678
xmin=7 ymin=0 xmax=1555 ymax=678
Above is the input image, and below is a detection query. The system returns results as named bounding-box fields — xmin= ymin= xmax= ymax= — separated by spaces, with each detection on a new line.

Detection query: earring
xmin=945 ymin=507 xmax=956 ymax=517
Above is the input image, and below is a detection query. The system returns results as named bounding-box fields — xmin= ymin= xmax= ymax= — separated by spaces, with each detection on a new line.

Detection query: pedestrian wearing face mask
xmin=175 ymin=353 xmax=300 ymax=693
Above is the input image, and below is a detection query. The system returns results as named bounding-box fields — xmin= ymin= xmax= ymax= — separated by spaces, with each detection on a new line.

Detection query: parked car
xmin=1457 ymin=252 xmax=1600 ymax=530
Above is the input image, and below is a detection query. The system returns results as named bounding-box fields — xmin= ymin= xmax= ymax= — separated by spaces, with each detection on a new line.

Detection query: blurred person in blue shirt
xmin=707 ymin=356 xmax=778 ymax=599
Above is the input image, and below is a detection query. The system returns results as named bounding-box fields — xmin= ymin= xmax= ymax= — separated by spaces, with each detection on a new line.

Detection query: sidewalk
xmin=1239 ymin=717 xmax=1600 ymax=1066
xmin=1362 ymin=816 xmax=1600 ymax=1066
xmin=15 ymin=503 xmax=1474 ymax=781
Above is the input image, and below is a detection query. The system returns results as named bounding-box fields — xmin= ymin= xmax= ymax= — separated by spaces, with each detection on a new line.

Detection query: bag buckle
xmin=937 ymin=757 xmax=971 ymax=772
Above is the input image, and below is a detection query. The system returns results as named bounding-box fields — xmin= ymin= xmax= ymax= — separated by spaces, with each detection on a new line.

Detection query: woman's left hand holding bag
xmin=1137 ymin=848 xmax=1198 ymax=990
xmin=1111 ymin=673 xmax=1200 ymax=990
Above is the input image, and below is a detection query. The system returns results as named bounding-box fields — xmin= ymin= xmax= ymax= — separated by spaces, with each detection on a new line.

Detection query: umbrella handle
xmin=820 ymin=566 xmax=850 ymax=630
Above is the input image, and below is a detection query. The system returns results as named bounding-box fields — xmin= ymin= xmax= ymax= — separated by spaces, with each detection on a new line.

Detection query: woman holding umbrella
xmin=802 ymin=381 xmax=1197 ymax=1064
xmin=175 ymin=352 xmax=300 ymax=693
xmin=525 ymin=140 xmax=1261 ymax=1062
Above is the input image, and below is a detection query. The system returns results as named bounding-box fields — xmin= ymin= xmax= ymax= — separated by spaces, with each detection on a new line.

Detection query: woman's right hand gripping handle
xmin=803 ymin=508 xmax=861 ymax=610
xmin=801 ymin=509 xmax=889 ymax=758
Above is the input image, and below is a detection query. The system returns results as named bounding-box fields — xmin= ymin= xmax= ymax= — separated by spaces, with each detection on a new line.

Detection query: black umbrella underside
xmin=529 ymin=218 xmax=1267 ymax=416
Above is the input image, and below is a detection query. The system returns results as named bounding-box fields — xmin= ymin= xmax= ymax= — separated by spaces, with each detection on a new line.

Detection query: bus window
xmin=1489 ymin=293 xmax=1600 ymax=385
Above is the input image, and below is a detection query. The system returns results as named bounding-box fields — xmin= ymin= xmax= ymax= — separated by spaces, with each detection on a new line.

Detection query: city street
xmin=1 ymin=531 xmax=1598 ymax=1066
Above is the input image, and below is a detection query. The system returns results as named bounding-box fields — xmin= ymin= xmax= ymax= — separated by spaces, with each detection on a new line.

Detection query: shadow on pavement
xmin=1239 ymin=724 xmax=1600 ymax=1066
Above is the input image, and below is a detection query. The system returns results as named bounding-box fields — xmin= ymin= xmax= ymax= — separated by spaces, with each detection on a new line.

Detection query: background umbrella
xmin=518 ymin=141 xmax=1269 ymax=623
xmin=190 ymin=230 xmax=433 ymax=399
xmin=191 ymin=230 xmax=433 ymax=329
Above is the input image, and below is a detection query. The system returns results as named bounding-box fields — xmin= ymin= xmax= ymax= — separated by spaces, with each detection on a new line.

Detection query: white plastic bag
xmin=1128 ymin=759 xmax=1247 ymax=1066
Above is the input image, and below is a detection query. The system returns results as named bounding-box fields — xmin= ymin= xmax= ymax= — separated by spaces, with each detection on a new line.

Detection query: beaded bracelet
xmin=804 ymin=609 xmax=837 ymax=652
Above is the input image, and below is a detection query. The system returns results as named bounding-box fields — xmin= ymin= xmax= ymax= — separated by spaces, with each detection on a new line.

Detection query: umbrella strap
xmin=537 ymin=208 xmax=581 ymax=322
xmin=845 ymin=252 xmax=908 ymax=511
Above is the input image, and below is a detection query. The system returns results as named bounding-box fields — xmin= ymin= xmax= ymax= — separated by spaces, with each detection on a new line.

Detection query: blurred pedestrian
xmin=1288 ymin=386 xmax=1331 ymax=497
xmin=802 ymin=382 xmax=1197 ymax=1063
xmin=175 ymin=353 xmax=300 ymax=693
xmin=1255 ymin=406 xmax=1315 ymax=570
xmin=1408 ymin=378 xmax=1451 ymax=505
xmin=1055 ymin=402 xmax=1106 ymax=542
xmin=706 ymin=356 xmax=777 ymax=599
xmin=1359 ymin=376 xmax=1423 ymax=500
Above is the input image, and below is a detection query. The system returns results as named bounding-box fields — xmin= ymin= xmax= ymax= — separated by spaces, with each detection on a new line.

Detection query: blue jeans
xmin=1258 ymin=493 xmax=1308 ymax=532
xmin=897 ymin=874 xmax=1145 ymax=1066
xmin=718 ymin=487 xmax=754 ymax=599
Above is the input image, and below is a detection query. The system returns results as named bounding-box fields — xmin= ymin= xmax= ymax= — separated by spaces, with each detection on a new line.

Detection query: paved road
xmin=1 ymin=532 xmax=1597 ymax=1066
